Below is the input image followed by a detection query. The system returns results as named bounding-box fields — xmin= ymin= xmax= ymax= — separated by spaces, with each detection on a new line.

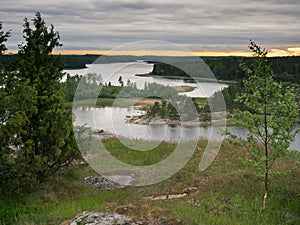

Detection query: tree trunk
xmin=263 ymin=92 xmax=269 ymax=210
xmin=263 ymin=161 xmax=268 ymax=210
xmin=263 ymin=132 xmax=269 ymax=210
xmin=263 ymin=191 xmax=268 ymax=210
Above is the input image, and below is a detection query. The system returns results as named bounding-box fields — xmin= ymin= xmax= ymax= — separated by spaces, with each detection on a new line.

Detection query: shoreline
xmin=135 ymin=73 xmax=237 ymax=84
xmin=126 ymin=115 xmax=228 ymax=127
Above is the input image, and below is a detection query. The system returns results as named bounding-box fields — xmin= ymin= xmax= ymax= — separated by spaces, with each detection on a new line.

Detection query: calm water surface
xmin=73 ymin=106 xmax=300 ymax=151
xmin=65 ymin=62 xmax=227 ymax=98
xmin=68 ymin=62 xmax=299 ymax=151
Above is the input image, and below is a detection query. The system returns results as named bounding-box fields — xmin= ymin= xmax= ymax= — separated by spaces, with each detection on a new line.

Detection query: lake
xmin=64 ymin=62 xmax=227 ymax=98
xmin=73 ymin=106 xmax=300 ymax=151
xmin=67 ymin=62 xmax=299 ymax=151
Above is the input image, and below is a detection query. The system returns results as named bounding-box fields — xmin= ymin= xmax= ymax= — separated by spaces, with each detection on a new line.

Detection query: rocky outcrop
xmin=126 ymin=111 xmax=229 ymax=127
xmin=83 ymin=172 xmax=136 ymax=189
xmin=83 ymin=175 xmax=124 ymax=190
xmin=126 ymin=116 xmax=202 ymax=127
xmin=69 ymin=212 xmax=155 ymax=225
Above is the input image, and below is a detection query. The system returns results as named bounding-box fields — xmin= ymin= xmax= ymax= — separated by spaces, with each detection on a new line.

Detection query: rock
xmin=91 ymin=130 xmax=117 ymax=140
xmin=83 ymin=175 xmax=124 ymax=190
xmin=182 ymin=186 xmax=197 ymax=193
xmin=211 ymin=111 xmax=227 ymax=120
xmin=144 ymin=193 xmax=187 ymax=201
xmin=69 ymin=212 xmax=155 ymax=225
xmin=94 ymin=129 xmax=104 ymax=134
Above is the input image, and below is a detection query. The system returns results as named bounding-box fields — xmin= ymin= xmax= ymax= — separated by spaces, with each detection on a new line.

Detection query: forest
xmin=2 ymin=54 xmax=300 ymax=83
xmin=150 ymin=56 xmax=300 ymax=83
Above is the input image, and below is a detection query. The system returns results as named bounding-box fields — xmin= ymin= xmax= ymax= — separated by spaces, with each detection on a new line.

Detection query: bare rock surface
xmin=83 ymin=175 xmax=124 ymax=190
xmin=69 ymin=212 xmax=155 ymax=225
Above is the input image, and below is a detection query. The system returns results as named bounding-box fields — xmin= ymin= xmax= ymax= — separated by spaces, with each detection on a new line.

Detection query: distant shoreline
xmin=135 ymin=73 xmax=237 ymax=84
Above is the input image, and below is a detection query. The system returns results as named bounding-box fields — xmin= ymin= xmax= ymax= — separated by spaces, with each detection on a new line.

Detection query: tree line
xmin=150 ymin=56 xmax=300 ymax=83
xmin=3 ymin=53 xmax=299 ymax=83
xmin=1 ymin=53 xmax=99 ymax=69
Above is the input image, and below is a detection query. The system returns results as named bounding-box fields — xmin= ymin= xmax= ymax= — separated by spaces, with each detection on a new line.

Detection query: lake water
xmin=64 ymin=62 xmax=227 ymax=98
xmin=67 ymin=62 xmax=299 ymax=151
xmin=73 ymin=106 xmax=300 ymax=151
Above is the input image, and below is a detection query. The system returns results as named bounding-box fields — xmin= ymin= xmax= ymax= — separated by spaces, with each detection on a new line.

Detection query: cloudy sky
xmin=1 ymin=0 xmax=300 ymax=55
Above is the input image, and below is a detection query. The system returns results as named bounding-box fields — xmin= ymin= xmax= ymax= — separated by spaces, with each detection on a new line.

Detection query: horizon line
xmin=5 ymin=48 xmax=300 ymax=57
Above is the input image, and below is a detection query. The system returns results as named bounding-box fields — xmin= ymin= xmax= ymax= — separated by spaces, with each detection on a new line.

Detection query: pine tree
xmin=0 ymin=13 xmax=80 ymax=194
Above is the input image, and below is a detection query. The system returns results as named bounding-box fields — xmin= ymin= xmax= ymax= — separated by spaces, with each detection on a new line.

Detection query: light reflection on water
xmin=73 ymin=106 xmax=300 ymax=151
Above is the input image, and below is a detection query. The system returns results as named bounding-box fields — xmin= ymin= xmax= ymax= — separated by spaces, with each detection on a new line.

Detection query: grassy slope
xmin=1 ymin=139 xmax=299 ymax=225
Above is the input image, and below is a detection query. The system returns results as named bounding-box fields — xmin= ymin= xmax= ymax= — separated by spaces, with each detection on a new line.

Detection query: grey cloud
xmin=1 ymin=0 xmax=299 ymax=51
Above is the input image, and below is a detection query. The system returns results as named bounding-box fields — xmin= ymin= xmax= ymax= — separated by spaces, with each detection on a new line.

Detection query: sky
xmin=1 ymin=0 xmax=300 ymax=56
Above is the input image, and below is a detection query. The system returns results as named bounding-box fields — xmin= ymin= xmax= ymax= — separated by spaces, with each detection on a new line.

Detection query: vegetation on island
xmin=63 ymin=72 xmax=194 ymax=103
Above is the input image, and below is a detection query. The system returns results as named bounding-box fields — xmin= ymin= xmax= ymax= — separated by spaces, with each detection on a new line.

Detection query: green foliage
xmin=214 ymin=82 xmax=245 ymax=112
xmin=2 ymin=54 xmax=300 ymax=82
xmin=0 ymin=13 xmax=80 ymax=194
xmin=61 ymin=54 xmax=98 ymax=69
xmin=0 ymin=23 xmax=10 ymax=55
xmin=64 ymin=75 xmax=187 ymax=101
xmin=225 ymin=41 xmax=299 ymax=209
xmin=149 ymin=56 xmax=300 ymax=83
xmin=63 ymin=74 xmax=81 ymax=101
xmin=64 ymin=73 xmax=103 ymax=101
xmin=146 ymin=97 xmax=200 ymax=122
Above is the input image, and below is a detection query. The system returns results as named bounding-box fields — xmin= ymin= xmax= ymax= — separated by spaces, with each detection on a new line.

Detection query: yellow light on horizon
xmin=5 ymin=47 xmax=300 ymax=57
xmin=50 ymin=47 xmax=300 ymax=57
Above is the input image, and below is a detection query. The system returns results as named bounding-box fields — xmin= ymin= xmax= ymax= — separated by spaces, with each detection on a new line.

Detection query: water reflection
xmin=73 ymin=106 xmax=300 ymax=151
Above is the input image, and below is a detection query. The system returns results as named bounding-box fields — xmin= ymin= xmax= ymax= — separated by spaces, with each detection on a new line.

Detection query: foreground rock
xmin=83 ymin=175 xmax=125 ymax=190
xmin=69 ymin=212 xmax=155 ymax=225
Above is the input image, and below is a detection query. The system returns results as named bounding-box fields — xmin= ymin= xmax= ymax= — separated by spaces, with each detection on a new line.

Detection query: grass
xmin=72 ymin=98 xmax=131 ymax=107
xmin=192 ymin=97 xmax=208 ymax=105
xmin=1 ymin=139 xmax=299 ymax=225
xmin=72 ymin=97 xmax=161 ymax=108
xmin=103 ymin=138 xmax=177 ymax=166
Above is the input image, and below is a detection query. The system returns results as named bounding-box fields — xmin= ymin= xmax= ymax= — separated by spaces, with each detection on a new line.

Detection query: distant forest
xmin=1 ymin=54 xmax=99 ymax=69
xmin=1 ymin=54 xmax=299 ymax=83
xmin=151 ymin=56 xmax=300 ymax=83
